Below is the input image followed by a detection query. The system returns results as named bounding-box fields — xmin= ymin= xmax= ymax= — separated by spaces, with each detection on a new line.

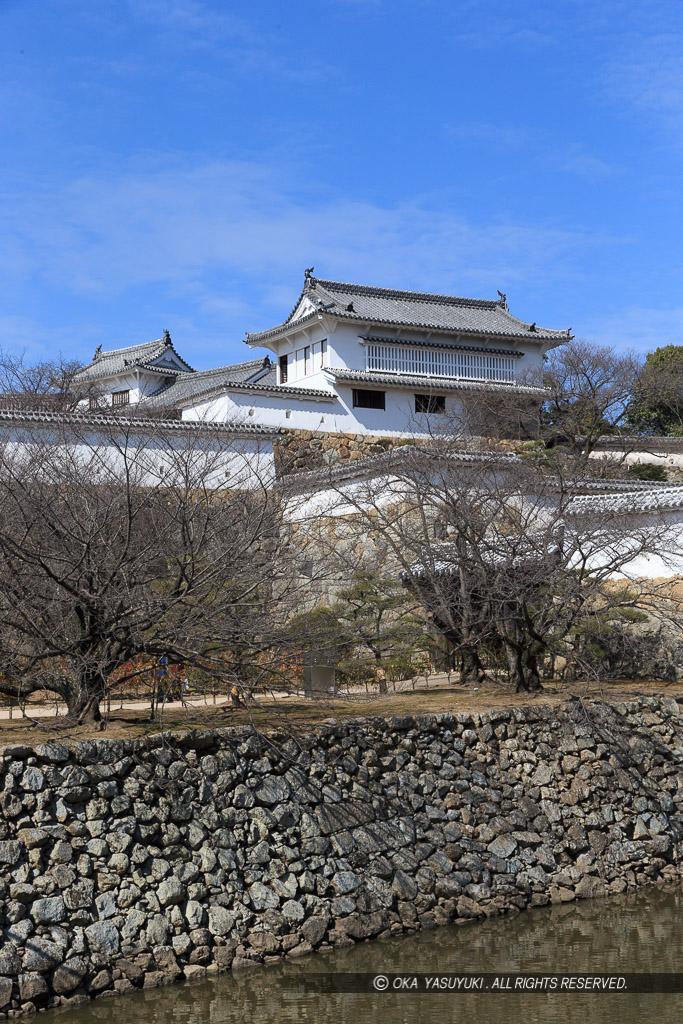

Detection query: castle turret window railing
xmin=365 ymin=343 xmax=516 ymax=382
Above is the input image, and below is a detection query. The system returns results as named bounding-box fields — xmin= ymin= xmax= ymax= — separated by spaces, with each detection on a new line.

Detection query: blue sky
xmin=2 ymin=0 xmax=683 ymax=370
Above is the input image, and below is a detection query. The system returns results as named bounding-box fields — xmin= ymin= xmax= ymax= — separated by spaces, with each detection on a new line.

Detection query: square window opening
xmin=353 ymin=389 xmax=385 ymax=410
xmin=415 ymin=394 xmax=445 ymax=414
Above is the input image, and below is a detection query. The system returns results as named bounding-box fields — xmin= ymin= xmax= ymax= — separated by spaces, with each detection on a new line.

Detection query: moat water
xmin=55 ymin=887 xmax=682 ymax=1024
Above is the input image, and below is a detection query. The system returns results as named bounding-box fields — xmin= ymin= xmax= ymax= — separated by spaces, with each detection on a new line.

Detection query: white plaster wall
xmin=0 ymin=424 xmax=276 ymax=490
xmin=182 ymin=384 xmax=476 ymax=437
xmin=83 ymin=370 xmax=168 ymax=406
xmin=264 ymin=319 xmax=547 ymax=381
xmin=591 ymin=449 xmax=683 ymax=471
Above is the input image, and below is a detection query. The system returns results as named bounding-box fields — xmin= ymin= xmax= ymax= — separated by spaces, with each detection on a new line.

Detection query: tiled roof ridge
xmin=172 ymin=377 xmax=334 ymax=406
xmin=0 ymin=407 xmax=281 ymax=436
xmin=567 ymin=484 xmax=683 ymax=514
xmin=77 ymin=336 xmax=196 ymax=376
xmin=285 ymin=443 xmax=519 ymax=490
xmin=310 ymin=277 xmax=499 ymax=309
xmin=176 ymin=357 xmax=268 ymax=381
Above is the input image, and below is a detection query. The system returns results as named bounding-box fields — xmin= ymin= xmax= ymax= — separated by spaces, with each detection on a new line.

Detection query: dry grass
xmin=1 ymin=678 xmax=681 ymax=747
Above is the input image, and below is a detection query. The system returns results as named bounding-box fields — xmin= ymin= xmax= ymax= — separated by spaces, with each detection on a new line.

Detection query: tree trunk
xmin=459 ymin=646 xmax=486 ymax=685
xmin=373 ymin=652 xmax=387 ymax=694
xmin=66 ymin=671 xmax=106 ymax=726
xmin=505 ymin=644 xmax=542 ymax=692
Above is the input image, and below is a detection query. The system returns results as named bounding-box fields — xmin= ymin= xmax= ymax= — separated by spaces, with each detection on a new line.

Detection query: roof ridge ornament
xmin=497 ymin=290 xmax=508 ymax=310
xmin=304 ymin=266 xmax=315 ymax=284
xmin=163 ymin=329 xmax=171 ymax=344
xmin=93 ymin=344 xmax=102 ymax=360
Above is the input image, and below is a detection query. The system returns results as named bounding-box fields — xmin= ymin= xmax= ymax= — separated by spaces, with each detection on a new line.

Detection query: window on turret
xmin=279 ymin=355 xmax=288 ymax=384
xmin=112 ymin=390 xmax=130 ymax=407
xmin=415 ymin=394 xmax=445 ymax=414
xmin=353 ymin=389 xmax=385 ymax=410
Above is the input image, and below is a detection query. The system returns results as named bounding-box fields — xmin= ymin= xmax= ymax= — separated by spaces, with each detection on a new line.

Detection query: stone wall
xmin=274 ymin=429 xmax=406 ymax=476
xmin=0 ymin=695 xmax=682 ymax=1015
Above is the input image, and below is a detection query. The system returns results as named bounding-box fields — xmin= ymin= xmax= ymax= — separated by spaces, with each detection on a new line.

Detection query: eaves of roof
xmin=328 ymin=368 xmax=549 ymax=396
xmin=285 ymin=443 xmax=519 ymax=491
xmin=75 ymin=338 xmax=196 ymax=382
xmin=360 ymin=335 xmax=525 ymax=357
xmin=566 ymin=486 xmax=683 ymax=515
xmin=173 ymin=378 xmax=336 ymax=408
xmin=0 ymin=407 xmax=281 ymax=438
xmin=245 ymin=275 xmax=572 ymax=346
xmin=594 ymin=435 xmax=683 ymax=452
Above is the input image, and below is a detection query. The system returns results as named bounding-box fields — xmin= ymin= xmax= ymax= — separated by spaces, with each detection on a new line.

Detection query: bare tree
xmin=311 ymin=438 xmax=683 ymax=691
xmin=0 ymin=416 xmax=311 ymax=724
xmin=540 ymin=339 xmax=642 ymax=457
xmin=0 ymin=349 xmax=86 ymax=411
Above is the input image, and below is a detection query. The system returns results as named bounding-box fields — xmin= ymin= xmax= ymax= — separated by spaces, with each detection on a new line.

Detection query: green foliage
xmin=330 ymin=573 xmax=427 ymax=665
xmin=627 ymin=463 xmax=667 ymax=482
xmin=627 ymin=345 xmax=683 ymax=435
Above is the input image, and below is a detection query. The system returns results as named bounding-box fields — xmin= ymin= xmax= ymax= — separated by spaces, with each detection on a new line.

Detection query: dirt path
xmin=0 ymin=676 xmax=681 ymax=747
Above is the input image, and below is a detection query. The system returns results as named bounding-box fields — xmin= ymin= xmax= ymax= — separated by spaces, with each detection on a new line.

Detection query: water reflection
xmin=55 ymin=887 xmax=683 ymax=1024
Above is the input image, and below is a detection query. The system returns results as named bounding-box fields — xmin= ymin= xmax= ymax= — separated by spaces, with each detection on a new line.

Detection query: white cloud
xmin=582 ymin=305 xmax=683 ymax=354
xmin=0 ymin=155 xmax=606 ymax=316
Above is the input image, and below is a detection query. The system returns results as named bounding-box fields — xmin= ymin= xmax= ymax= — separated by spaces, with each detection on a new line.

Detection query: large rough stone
xmin=207 ymin=906 xmax=234 ymax=937
xmin=249 ymin=882 xmax=280 ymax=910
xmin=0 ymin=948 xmax=21 ymax=975
xmin=64 ymin=879 xmax=95 ymax=910
xmin=392 ymin=870 xmax=418 ymax=900
xmin=22 ymin=938 xmax=63 ymax=971
xmin=158 ymin=878 xmax=186 ymax=908
xmin=301 ymin=916 xmax=328 ymax=946
xmin=6 ymin=920 xmax=33 ymax=945
xmin=34 ymin=742 xmax=70 ymax=764
xmin=85 ymin=920 xmax=120 ymax=957
xmin=184 ymin=901 xmax=205 ymax=930
xmin=121 ymin=909 xmax=147 ymax=939
xmin=21 ymin=767 xmax=45 ymax=792
xmin=254 ymin=777 xmax=291 ymax=805
xmin=488 ymin=835 xmax=517 ymax=860
xmin=281 ymin=899 xmax=305 ymax=923
xmin=51 ymin=957 xmax=88 ymax=995
xmin=0 ymin=840 xmax=23 ymax=865
xmin=31 ymin=896 xmax=66 ymax=924
xmin=233 ymin=785 xmax=255 ymax=809
xmin=19 ymin=973 xmax=49 ymax=1001
xmin=331 ymin=871 xmax=361 ymax=895
xmin=146 ymin=914 xmax=171 ymax=947
xmin=0 ymin=977 xmax=12 ymax=1009
xmin=95 ymin=893 xmax=117 ymax=920
xmin=17 ymin=828 xmax=49 ymax=849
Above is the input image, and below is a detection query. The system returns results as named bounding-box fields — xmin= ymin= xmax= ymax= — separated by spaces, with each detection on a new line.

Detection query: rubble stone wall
xmin=274 ymin=429 xmax=405 ymax=475
xmin=0 ymin=695 xmax=682 ymax=1015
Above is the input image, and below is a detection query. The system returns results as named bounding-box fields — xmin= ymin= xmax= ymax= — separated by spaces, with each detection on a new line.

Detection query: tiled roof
xmin=246 ymin=275 xmax=572 ymax=345
xmin=594 ymin=435 xmax=683 ymax=452
xmin=143 ymin=358 xmax=275 ymax=407
xmin=327 ymin=368 xmax=548 ymax=395
xmin=144 ymin=360 xmax=334 ymax=408
xmin=0 ymin=407 xmax=281 ymax=438
xmin=566 ymin=486 xmax=683 ymax=515
xmin=75 ymin=337 xmax=195 ymax=381
xmin=286 ymin=444 xmax=519 ymax=490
